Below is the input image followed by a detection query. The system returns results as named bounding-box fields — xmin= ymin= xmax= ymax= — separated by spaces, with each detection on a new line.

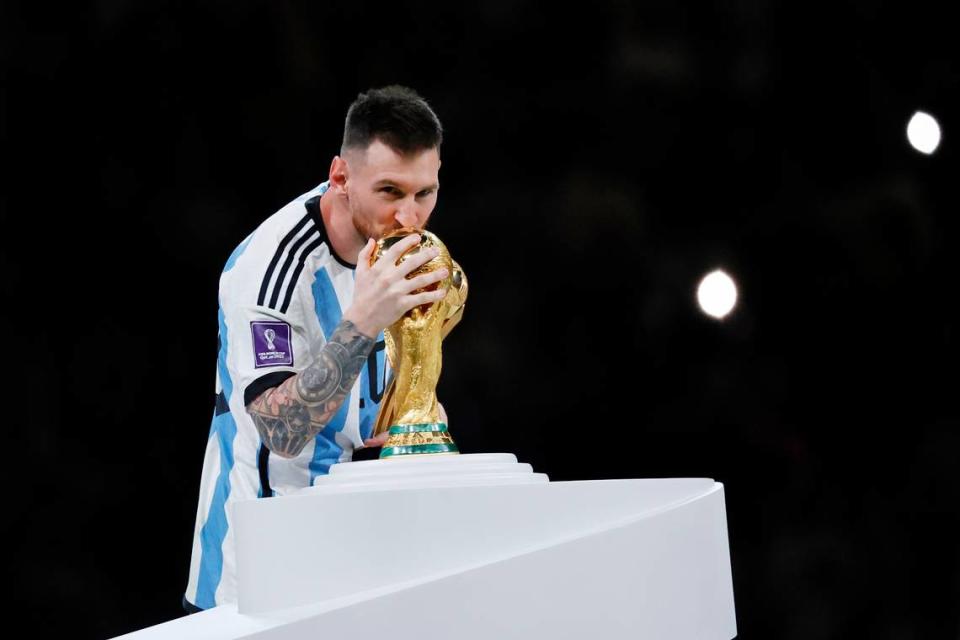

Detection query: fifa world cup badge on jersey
xmin=251 ymin=321 xmax=293 ymax=368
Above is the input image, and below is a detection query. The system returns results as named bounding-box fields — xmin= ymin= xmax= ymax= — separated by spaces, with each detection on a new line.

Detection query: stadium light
xmin=697 ymin=269 xmax=738 ymax=320
xmin=907 ymin=110 xmax=941 ymax=154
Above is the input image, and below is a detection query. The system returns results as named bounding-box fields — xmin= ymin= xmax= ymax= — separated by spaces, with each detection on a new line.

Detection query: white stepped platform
xmin=115 ymin=454 xmax=736 ymax=639
xmin=307 ymin=452 xmax=549 ymax=492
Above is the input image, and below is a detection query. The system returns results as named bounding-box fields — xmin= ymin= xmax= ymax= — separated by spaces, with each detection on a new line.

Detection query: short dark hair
xmin=341 ymin=85 xmax=443 ymax=156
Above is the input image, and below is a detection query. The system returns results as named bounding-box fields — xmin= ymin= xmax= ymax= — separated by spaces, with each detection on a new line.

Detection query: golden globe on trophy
xmin=370 ymin=228 xmax=468 ymax=459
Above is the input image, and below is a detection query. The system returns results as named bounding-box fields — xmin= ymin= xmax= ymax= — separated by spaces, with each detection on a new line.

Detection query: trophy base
xmin=380 ymin=423 xmax=459 ymax=459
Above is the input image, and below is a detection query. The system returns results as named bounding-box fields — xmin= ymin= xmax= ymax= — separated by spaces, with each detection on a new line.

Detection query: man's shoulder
xmin=250 ymin=183 xmax=329 ymax=249
xmin=222 ymin=183 xmax=330 ymax=274
xmin=218 ymin=183 xmax=331 ymax=310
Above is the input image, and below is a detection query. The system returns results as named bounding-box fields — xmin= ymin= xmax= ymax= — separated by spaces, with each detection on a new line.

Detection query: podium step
xmin=303 ymin=453 xmax=549 ymax=493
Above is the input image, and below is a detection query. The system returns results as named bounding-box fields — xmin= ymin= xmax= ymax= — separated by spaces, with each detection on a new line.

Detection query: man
xmin=183 ymin=86 xmax=449 ymax=612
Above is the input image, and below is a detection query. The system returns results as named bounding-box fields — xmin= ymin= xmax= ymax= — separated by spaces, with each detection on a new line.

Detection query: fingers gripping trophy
xmin=370 ymin=227 xmax=468 ymax=459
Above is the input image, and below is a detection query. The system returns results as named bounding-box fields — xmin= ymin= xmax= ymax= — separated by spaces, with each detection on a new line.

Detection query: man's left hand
xmin=361 ymin=403 xmax=448 ymax=448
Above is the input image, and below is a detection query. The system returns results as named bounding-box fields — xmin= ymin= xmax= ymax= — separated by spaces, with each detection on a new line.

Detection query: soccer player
xmin=184 ymin=86 xmax=448 ymax=612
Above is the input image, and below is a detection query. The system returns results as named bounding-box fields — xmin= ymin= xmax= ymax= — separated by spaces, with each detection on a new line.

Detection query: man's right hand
xmin=343 ymin=234 xmax=449 ymax=338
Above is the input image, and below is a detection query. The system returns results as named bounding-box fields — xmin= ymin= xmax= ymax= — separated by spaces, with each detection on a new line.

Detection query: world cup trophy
xmin=370 ymin=228 xmax=468 ymax=459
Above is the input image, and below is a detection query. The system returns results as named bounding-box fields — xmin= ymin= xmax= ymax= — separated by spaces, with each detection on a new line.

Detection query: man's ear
xmin=329 ymin=156 xmax=349 ymax=193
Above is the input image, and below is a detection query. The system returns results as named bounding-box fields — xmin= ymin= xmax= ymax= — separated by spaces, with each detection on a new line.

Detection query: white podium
xmin=116 ymin=454 xmax=737 ymax=639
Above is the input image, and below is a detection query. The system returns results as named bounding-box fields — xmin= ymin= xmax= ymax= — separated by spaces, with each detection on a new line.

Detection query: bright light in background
xmin=697 ymin=269 xmax=738 ymax=320
xmin=907 ymin=111 xmax=941 ymax=154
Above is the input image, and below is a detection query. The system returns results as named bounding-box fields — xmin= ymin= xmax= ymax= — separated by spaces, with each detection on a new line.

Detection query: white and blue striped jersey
xmin=184 ymin=181 xmax=389 ymax=611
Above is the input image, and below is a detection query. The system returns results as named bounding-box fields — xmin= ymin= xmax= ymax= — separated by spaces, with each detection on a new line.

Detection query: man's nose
xmin=394 ymin=205 xmax=422 ymax=229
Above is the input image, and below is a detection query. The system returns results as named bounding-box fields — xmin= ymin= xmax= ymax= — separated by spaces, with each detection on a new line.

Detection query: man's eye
xmin=417 ymin=190 xmax=434 ymax=197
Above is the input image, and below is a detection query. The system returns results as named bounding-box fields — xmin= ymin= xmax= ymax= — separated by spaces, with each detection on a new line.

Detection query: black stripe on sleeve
xmin=257 ymin=212 xmax=313 ymax=307
xmin=243 ymin=371 xmax=297 ymax=408
xmin=268 ymin=225 xmax=320 ymax=309
xmin=280 ymin=235 xmax=325 ymax=314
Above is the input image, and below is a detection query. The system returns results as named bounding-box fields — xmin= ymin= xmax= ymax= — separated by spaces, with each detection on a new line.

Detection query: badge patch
xmin=251 ymin=321 xmax=294 ymax=368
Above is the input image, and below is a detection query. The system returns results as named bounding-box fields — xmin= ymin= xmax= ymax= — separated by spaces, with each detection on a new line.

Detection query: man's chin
xmin=351 ymin=219 xmax=377 ymax=243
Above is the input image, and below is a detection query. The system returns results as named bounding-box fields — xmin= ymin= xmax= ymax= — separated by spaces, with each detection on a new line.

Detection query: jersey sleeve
xmin=229 ymin=304 xmax=314 ymax=407
xmin=219 ymin=260 xmax=320 ymax=410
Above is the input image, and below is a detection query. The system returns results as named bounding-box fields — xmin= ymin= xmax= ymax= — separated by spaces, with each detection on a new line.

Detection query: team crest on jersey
xmin=251 ymin=321 xmax=293 ymax=368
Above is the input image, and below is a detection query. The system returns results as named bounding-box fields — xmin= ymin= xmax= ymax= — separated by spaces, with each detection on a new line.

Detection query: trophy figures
xmin=370 ymin=228 xmax=468 ymax=459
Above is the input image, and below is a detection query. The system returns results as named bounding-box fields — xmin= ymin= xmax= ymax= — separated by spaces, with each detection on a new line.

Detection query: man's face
xmin=344 ymin=139 xmax=441 ymax=241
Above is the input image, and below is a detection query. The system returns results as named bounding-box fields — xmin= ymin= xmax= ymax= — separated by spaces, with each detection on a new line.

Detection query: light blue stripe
xmin=196 ymin=410 xmax=237 ymax=609
xmin=309 ymin=266 xmax=345 ymax=484
xmin=196 ymin=303 xmax=237 ymax=609
xmin=308 ymin=436 xmax=342 ymax=481
xmin=311 ymin=268 xmax=341 ymax=339
xmin=224 ymin=233 xmax=253 ymax=273
xmin=216 ymin=304 xmax=233 ymax=405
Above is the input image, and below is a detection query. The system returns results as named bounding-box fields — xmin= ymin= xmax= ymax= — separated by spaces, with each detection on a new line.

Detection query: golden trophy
xmin=370 ymin=228 xmax=468 ymax=459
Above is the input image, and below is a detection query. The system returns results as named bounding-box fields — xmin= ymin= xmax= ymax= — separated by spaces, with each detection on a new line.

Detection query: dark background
xmin=3 ymin=1 xmax=959 ymax=638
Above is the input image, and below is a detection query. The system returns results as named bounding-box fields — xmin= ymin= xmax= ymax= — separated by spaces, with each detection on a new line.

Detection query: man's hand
xmin=361 ymin=402 xmax=448 ymax=449
xmin=343 ymin=234 xmax=449 ymax=338
xmin=361 ymin=430 xmax=391 ymax=449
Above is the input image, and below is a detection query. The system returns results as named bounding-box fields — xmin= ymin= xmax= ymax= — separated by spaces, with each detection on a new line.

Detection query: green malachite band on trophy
xmin=388 ymin=423 xmax=449 ymax=435
xmin=381 ymin=443 xmax=460 ymax=457
xmin=379 ymin=422 xmax=458 ymax=458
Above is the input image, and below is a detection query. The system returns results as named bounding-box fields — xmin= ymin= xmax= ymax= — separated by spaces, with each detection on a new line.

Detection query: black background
xmin=3 ymin=1 xmax=959 ymax=638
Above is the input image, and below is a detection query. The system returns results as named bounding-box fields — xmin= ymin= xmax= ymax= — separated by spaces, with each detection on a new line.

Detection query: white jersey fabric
xmin=184 ymin=181 xmax=389 ymax=611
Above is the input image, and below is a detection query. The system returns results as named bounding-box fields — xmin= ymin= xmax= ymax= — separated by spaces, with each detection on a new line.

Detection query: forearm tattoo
xmin=246 ymin=320 xmax=375 ymax=458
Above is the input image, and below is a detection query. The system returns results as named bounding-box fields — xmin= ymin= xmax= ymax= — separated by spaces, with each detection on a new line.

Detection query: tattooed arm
xmin=246 ymin=319 xmax=374 ymax=458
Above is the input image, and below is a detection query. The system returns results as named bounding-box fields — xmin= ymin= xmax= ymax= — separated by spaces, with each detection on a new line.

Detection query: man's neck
xmin=318 ymin=188 xmax=364 ymax=266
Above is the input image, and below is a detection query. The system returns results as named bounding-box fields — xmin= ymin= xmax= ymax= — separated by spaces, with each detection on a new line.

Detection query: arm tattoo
xmin=246 ymin=320 xmax=375 ymax=458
